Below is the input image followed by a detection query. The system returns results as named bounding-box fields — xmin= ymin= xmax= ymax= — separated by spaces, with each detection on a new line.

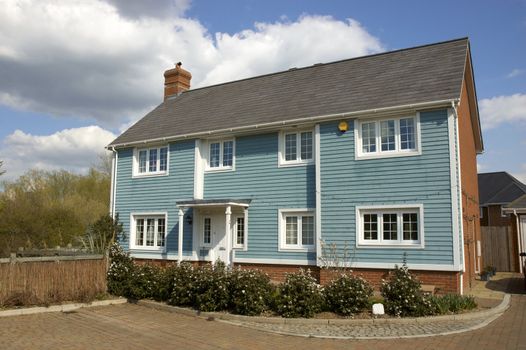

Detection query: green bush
xmin=429 ymin=294 xmax=477 ymax=315
xmin=167 ymin=262 xmax=199 ymax=307
xmin=229 ymin=268 xmax=273 ymax=316
xmin=324 ymin=273 xmax=373 ymax=316
xmin=193 ymin=261 xmax=231 ymax=312
xmin=275 ymin=269 xmax=323 ymax=318
xmin=127 ymin=264 xmax=163 ymax=300
xmin=380 ymin=264 xmax=433 ymax=317
xmin=107 ymin=243 xmax=134 ymax=297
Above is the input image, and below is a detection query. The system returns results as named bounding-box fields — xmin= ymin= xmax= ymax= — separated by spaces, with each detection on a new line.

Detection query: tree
xmin=78 ymin=214 xmax=123 ymax=254
xmin=0 ymin=160 xmax=5 ymax=176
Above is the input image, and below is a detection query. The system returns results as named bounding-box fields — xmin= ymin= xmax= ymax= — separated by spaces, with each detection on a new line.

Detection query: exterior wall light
xmin=338 ymin=121 xmax=349 ymax=133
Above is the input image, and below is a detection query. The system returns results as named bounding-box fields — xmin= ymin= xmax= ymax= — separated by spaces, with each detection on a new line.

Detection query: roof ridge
xmin=182 ymin=37 xmax=469 ymax=94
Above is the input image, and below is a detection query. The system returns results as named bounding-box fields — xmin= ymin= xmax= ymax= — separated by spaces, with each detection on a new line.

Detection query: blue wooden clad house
xmin=108 ymin=38 xmax=484 ymax=294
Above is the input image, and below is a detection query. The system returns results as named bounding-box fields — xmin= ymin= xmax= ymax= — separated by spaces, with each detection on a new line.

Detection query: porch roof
xmin=176 ymin=198 xmax=251 ymax=208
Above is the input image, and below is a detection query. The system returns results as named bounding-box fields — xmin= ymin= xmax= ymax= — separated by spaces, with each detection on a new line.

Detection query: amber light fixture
xmin=338 ymin=121 xmax=349 ymax=133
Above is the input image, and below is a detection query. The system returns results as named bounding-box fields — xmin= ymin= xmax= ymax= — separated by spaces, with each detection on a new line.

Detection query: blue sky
xmin=0 ymin=0 xmax=525 ymax=182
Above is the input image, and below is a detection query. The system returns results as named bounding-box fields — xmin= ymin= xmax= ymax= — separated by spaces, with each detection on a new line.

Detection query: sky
xmin=0 ymin=0 xmax=525 ymax=183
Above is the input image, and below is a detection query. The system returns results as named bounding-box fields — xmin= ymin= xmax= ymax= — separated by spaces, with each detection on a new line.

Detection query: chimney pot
xmin=164 ymin=62 xmax=191 ymax=100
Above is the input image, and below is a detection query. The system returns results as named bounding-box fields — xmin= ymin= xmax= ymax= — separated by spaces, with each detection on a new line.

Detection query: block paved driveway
xmin=1 ymin=282 xmax=525 ymax=349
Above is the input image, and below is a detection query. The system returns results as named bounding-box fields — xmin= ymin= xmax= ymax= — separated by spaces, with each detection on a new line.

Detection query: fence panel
xmin=481 ymin=226 xmax=516 ymax=272
xmin=0 ymin=255 xmax=107 ymax=306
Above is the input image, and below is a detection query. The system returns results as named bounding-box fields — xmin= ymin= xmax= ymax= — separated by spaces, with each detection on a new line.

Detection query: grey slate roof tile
xmin=478 ymin=172 xmax=526 ymax=205
xmin=109 ymin=38 xmax=469 ymax=147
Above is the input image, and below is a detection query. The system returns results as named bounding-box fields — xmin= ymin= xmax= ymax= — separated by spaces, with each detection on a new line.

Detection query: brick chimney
xmin=164 ymin=62 xmax=192 ymax=100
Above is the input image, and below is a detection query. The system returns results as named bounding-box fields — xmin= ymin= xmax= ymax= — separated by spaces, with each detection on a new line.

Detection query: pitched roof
xmin=505 ymin=194 xmax=526 ymax=210
xmin=109 ymin=38 xmax=470 ymax=147
xmin=478 ymin=172 xmax=526 ymax=205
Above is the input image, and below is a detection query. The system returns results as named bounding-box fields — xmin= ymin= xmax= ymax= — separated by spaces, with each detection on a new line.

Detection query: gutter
xmin=107 ymin=98 xmax=458 ymax=149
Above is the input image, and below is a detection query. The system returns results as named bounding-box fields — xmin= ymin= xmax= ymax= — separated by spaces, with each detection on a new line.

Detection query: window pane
xmin=157 ymin=218 xmax=165 ymax=247
xmin=285 ymin=133 xmax=297 ymax=161
xmin=403 ymin=213 xmax=419 ymax=241
xmin=361 ymin=122 xmax=376 ymax=153
xmin=146 ymin=218 xmax=155 ymax=246
xmin=203 ymin=218 xmax=211 ymax=244
xmin=209 ymin=143 xmax=220 ymax=168
xmin=159 ymin=147 xmax=168 ymax=171
xmin=301 ymin=216 xmax=314 ymax=245
xmin=400 ymin=118 xmax=416 ymax=150
xmin=380 ymin=120 xmax=396 ymax=151
xmin=236 ymin=217 xmax=244 ymax=245
xmin=223 ymin=141 xmax=233 ymax=167
xmin=136 ymin=218 xmax=144 ymax=246
xmin=149 ymin=149 xmax=158 ymax=172
xmin=285 ymin=216 xmax=298 ymax=245
xmin=363 ymin=214 xmax=378 ymax=240
xmin=138 ymin=150 xmax=147 ymax=173
xmin=383 ymin=213 xmax=398 ymax=240
xmin=300 ymin=132 xmax=313 ymax=160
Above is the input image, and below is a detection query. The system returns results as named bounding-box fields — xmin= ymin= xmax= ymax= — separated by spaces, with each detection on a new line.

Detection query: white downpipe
xmin=516 ymin=210 xmax=523 ymax=274
xmin=225 ymin=206 xmax=232 ymax=266
xmin=109 ymin=147 xmax=118 ymax=219
xmin=314 ymin=124 xmax=322 ymax=266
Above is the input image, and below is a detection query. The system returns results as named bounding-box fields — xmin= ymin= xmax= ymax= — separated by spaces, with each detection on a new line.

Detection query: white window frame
xmin=133 ymin=145 xmax=169 ymax=177
xmin=205 ymin=138 xmax=235 ymax=172
xmin=278 ymin=208 xmax=316 ymax=252
xmin=355 ymin=204 xmax=424 ymax=249
xmin=201 ymin=216 xmax=212 ymax=248
xmin=355 ymin=114 xmax=421 ymax=160
xmin=232 ymin=215 xmax=247 ymax=250
xmin=278 ymin=129 xmax=314 ymax=167
xmin=480 ymin=206 xmax=484 ymax=219
xmin=129 ymin=212 xmax=168 ymax=251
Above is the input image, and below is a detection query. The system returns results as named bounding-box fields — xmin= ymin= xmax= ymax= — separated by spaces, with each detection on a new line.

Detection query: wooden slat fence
xmin=481 ymin=226 xmax=516 ymax=272
xmin=0 ymin=255 xmax=107 ymax=307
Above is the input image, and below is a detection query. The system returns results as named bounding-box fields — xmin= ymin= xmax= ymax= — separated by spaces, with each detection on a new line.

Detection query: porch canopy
xmin=176 ymin=199 xmax=251 ymax=264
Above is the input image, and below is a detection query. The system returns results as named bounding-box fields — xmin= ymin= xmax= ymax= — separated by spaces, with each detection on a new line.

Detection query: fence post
xmin=9 ymin=253 xmax=17 ymax=265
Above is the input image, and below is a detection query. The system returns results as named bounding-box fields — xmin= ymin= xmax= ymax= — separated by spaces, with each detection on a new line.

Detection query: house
xmin=479 ymin=172 xmax=526 ymax=272
xmin=503 ymin=194 xmax=526 ymax=274
xmin=108 ymin=38 xmax=483 ymax=294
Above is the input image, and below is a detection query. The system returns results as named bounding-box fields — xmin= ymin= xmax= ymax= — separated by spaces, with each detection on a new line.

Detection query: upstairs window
xmin=280 ymin=130 xmax=313 ymax=166
xmin=135 ymin=146 xmax=168 ymax=176
xmin=206 ymin=139 xmax=234 ymax=171
xmin=356 ymin=116 xmax=419 ymax=159
xmin=131 ymin=214 xmax=167 ymax=250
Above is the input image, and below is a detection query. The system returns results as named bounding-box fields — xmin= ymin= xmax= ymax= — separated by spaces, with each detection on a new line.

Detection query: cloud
xmin=507 ymin=68 xmax=524 ymax=78
xmin=479 ymin=93 xmax=526 ymax=129
xmin=512 ymin=164 xmax=526 ymax=184
xmin=0 ymin=126 xmax=116 ymax=181
xmin=0 ymin=1 xmax=383 ymax=128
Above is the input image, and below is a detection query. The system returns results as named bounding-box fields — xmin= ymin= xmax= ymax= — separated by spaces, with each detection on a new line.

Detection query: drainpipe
xmin=109 ymin=147 xmax=118 ymax=220
xmin=515 ymin=210 xmax=523 ymax=274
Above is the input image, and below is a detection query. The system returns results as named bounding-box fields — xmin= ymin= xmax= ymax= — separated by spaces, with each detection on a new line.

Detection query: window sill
xmin=355 ymin=150 xmax=421 ymax=161
xmin=132 ymin=172 xmax=169 ymax=179
xmin=278 ymin=246 xmax=315 ymax=253
xmin=278 ymin=160 xmax=314 ymax=168
xmin=356 ymin=243 xmax=424 ymax=249
xmin=204 ymin=166 xmax=234 ymax=173
xmin=130 ymin=247 xmax=167 ymax=252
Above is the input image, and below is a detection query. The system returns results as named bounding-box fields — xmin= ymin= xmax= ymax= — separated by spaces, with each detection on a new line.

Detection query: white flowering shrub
xmin=324 ymin=273 xmax=373 ymax=316
xmin=228 ymin=268 xmax=273 ymax=316
xmin=275 ymin=269 xmax=323 ymax=318
xmin=193 ymin=261 xmax=230 ymax=312
xmin=167 ymin=262 xmax=199 ymax=307
xmin=107 ymin=243 xmax=135 ymax=297
xmin=380 ymin=264 xmax=433 ymax=317
xmin=127 ymin=264 xmax=163 ymax=300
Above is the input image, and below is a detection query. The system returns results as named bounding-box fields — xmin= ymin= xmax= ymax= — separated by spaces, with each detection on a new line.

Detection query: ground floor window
xmin=131 ymin=213 xmax=167 ymax=250
xmin=356 ymin=205 xmax=423 ymax=247
xmin=279 ymin=209 xmax=315 ymax=251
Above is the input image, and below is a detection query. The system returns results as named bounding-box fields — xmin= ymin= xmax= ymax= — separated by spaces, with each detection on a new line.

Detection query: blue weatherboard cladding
xmin=204 ymin=132 xmax=316 ymax=261
xmin=319 ymin=109 xmax=454 ymax=266
xmin=114 ymin=140 xmax=195 ymax=257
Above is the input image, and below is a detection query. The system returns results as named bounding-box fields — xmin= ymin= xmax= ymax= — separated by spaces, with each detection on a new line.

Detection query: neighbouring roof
xmin=110 ymin=38 xmax=472 ymax=147
xmin=478 ymin=172 xmax=526 ymax=206
xmin=505 ymin=194 xmax=526 ymax=210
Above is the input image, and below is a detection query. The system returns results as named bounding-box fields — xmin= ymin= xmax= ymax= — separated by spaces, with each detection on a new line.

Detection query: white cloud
xmin=479 ymin=93 xmax=526 ymax=129
xmin=1 ymin=126 xmax=116 ymax=181
xmin=0 ymin=1 xmax=383 ymax=128
xmin=507 ymin=68 xmax=524 ymax=78
xmin=512 ymin=164 xmax=526 ymax=184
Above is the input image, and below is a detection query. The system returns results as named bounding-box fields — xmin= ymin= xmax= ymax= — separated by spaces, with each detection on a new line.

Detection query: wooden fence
xmin=0 ymin=255 xmax=107 ymax=306
xmin=481 ymin=226 xmax=517 ymax=272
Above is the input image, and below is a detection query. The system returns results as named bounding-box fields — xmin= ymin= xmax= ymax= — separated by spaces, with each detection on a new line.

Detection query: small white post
xmin=178 ymin=208 xmax=184 ymax=264
xmin=225 ymin=205 xmax=232 ymax=266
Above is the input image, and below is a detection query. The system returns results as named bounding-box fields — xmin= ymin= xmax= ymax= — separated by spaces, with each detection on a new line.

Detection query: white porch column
xmin=178 ymin=208 xmax=184 ymax=263
xmin=225 ymin=206 xmax=232 ymax=266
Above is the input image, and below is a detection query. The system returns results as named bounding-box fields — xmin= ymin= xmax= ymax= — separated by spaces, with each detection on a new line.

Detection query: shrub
xmin=168 ymin=262 xmax=199 ymax=307
xmin=275 ymin=269 xmax=323 ymax=318
xmin=127 ymin=264 xmax=163 ymax=300
xmin=380 ymin=264 xmax=433 ymax=317
xmin=324 ymin=273 xmax=373 ymax=316
xmin=429 ymin=294 xmax=477 ymax=315
xmin=107 ymin=243 xmax=135 ymax=297
xmin=229 ymin=268 xmax=273 ymax=316
xmin=193 ymin=261 xmax=231 ymax=312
